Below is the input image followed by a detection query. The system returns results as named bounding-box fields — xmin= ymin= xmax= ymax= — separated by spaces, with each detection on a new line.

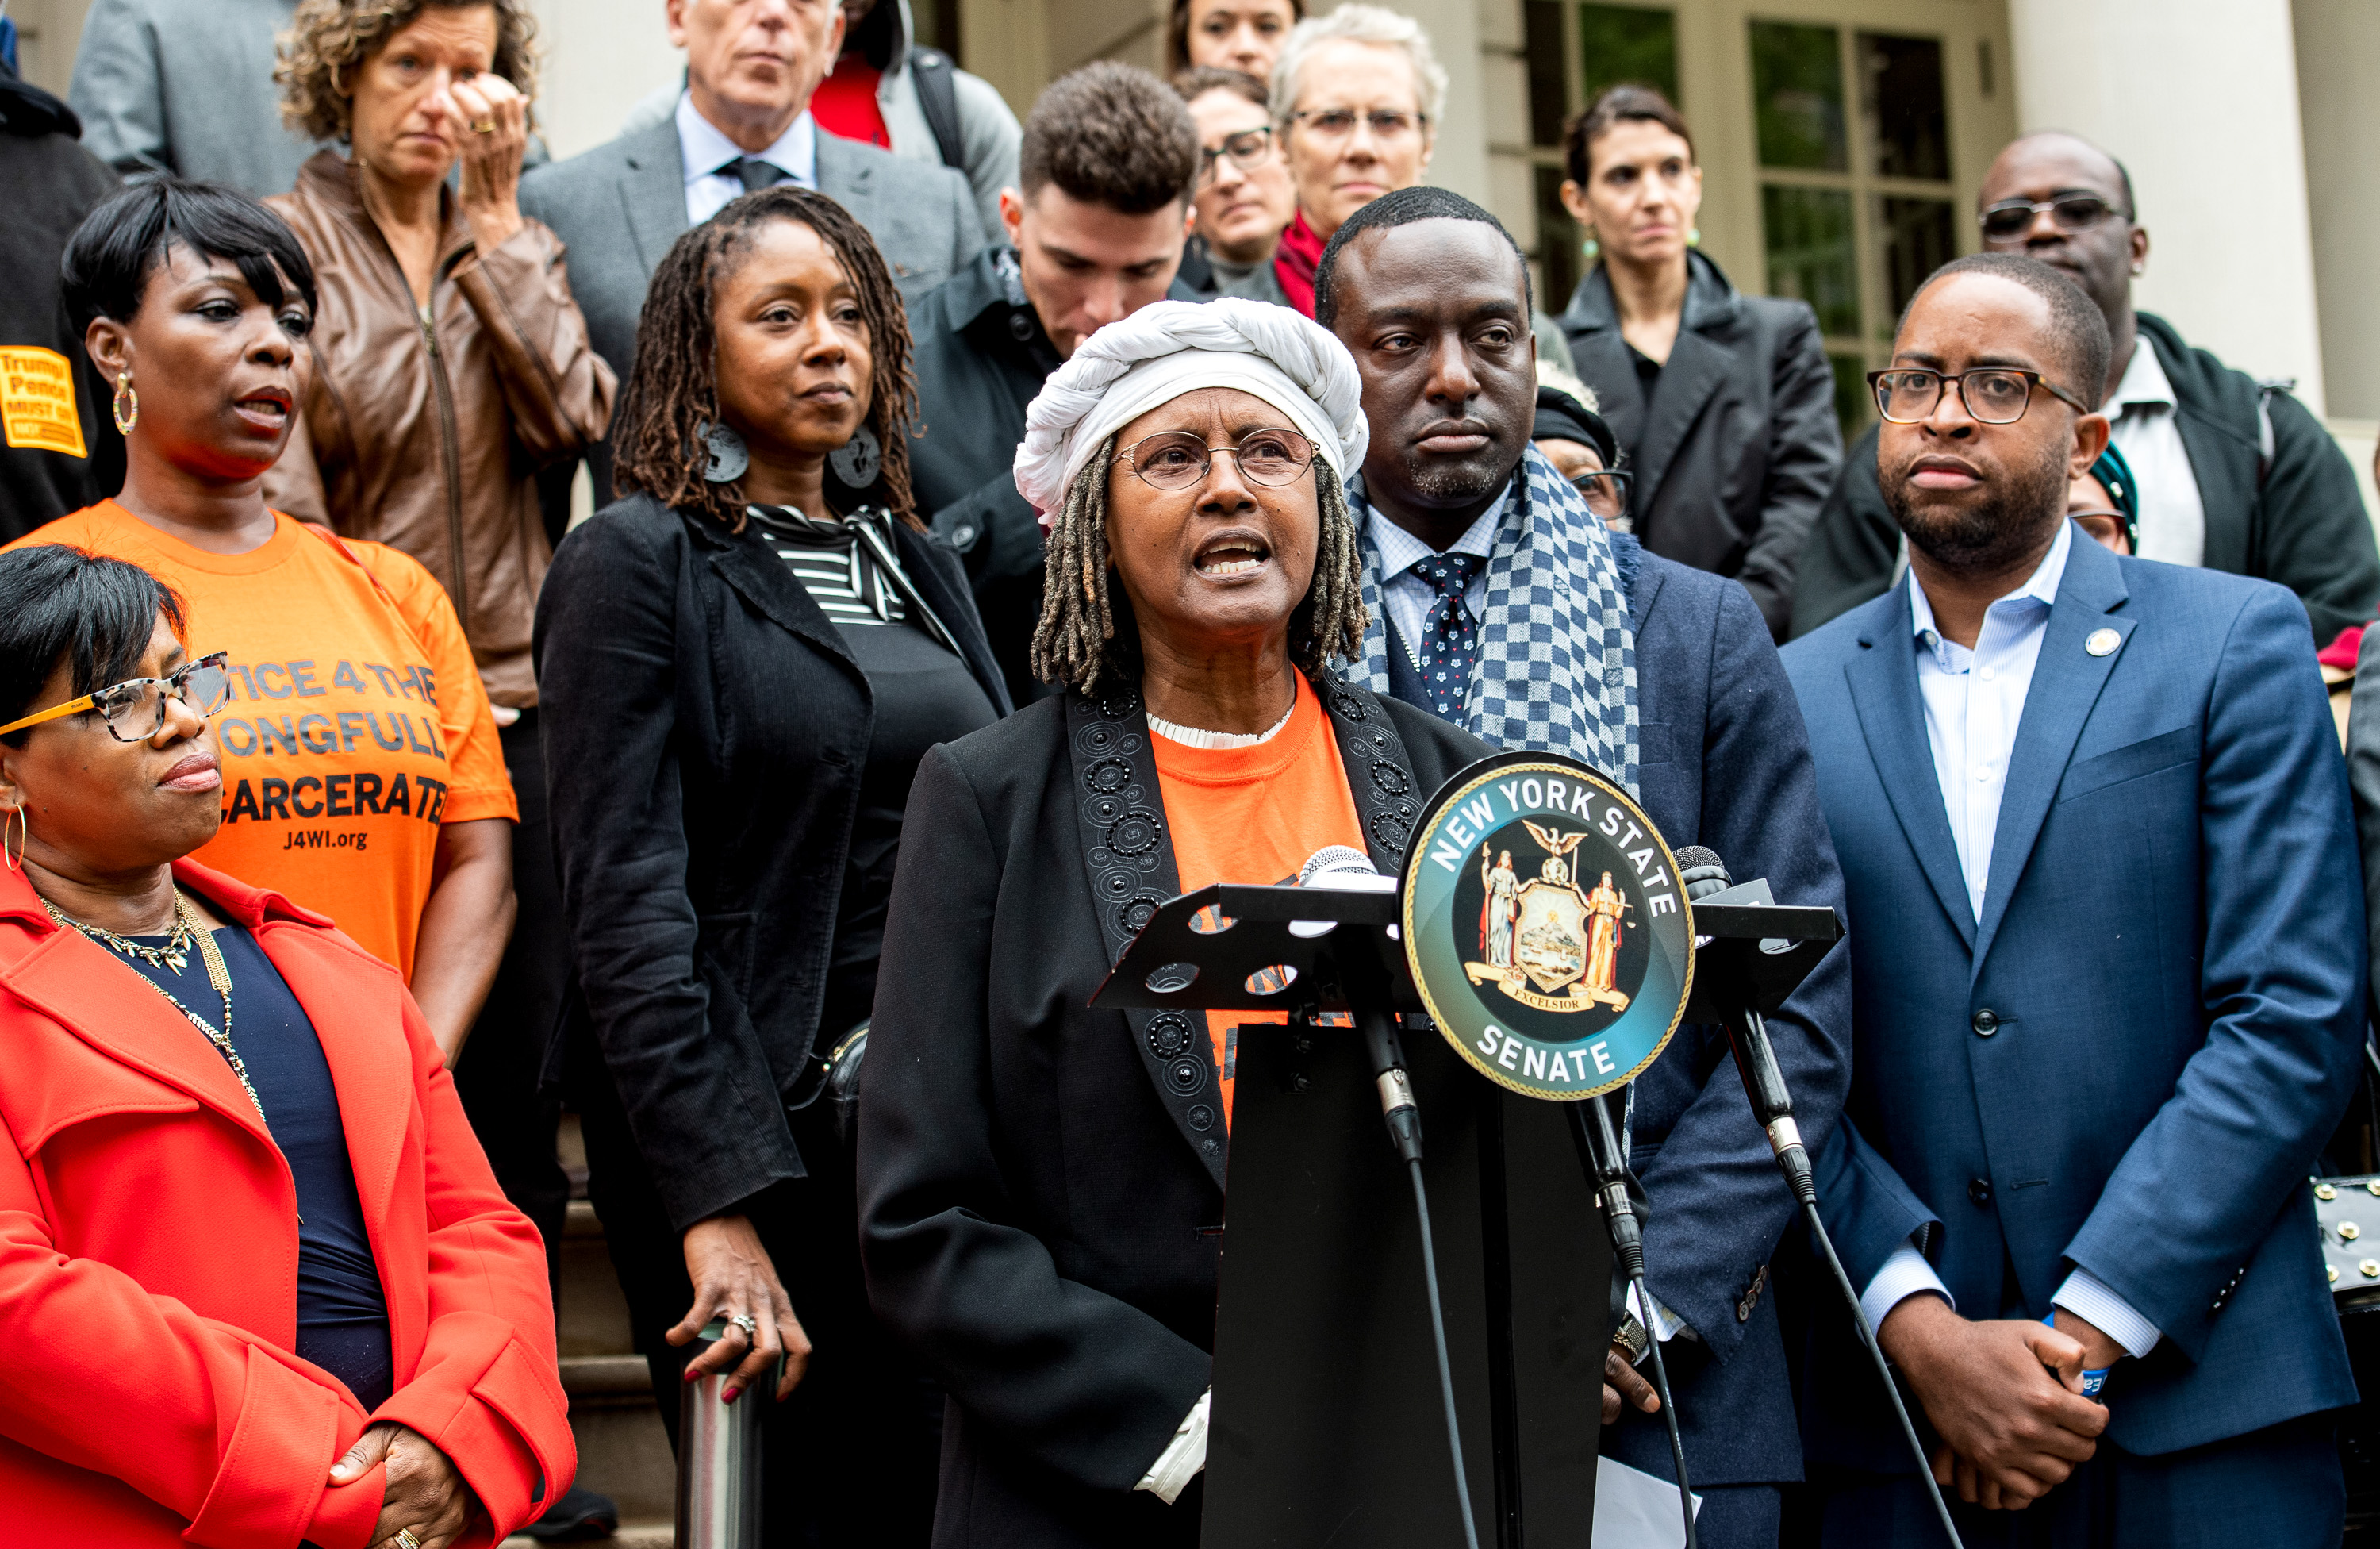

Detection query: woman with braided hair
xmin=854 ymin=298 xmax=1491 ymax=1545
xmin=535 ymin=183 xmax=1006 ymax=1543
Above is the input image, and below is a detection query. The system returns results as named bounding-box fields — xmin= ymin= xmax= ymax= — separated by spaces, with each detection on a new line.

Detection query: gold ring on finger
xmin=394 ymin=1531 xmax=424 ymax=1549
xmin=471 ymin=120 xmax=496 ymax=134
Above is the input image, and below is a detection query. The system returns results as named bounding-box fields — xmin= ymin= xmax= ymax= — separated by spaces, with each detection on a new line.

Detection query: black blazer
xmin=857 ymin=677 xmax=1489 ymax=1547
xmin=533 ymin=493 xmax=1010 ymax=1231
xmin=1560 ymin=251 xmax=1843 ymax=641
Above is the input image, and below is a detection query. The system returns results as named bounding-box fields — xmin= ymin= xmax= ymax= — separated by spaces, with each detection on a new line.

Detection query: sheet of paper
xmin=1593 ymin=1455 xmax=1702 ymax=1548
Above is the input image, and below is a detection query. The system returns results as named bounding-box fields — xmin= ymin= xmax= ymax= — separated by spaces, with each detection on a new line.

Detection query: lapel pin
xmin=2085 ymin=628 xmax=2121 ymax=658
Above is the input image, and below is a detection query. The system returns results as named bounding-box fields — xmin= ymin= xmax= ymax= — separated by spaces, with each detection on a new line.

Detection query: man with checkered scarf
xmin=1322 ymin=184 xmax=1853 ymax=1549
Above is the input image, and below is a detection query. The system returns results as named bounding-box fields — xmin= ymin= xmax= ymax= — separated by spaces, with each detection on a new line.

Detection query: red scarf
xmin=1272 ymin=209 xmax=1326 ymax=317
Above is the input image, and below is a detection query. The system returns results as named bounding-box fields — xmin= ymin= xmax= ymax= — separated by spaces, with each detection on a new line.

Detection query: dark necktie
xmin=1411 ymin=552 xmax=1483 ymax=721
xmin=729 ymin=157 xmax=789 ymax=194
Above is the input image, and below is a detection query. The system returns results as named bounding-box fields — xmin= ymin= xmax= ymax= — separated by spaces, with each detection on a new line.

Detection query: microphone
xmin=1672 ymin=847 xmax=1965 ymax=1549
xmin=1670 ymin=846 xmax=1814 ymax=1208
xmin=1296 ymin=847 xmax=1420 ymax=1163
xmin=1298 ymin=846 xmax=1481 ymax=1549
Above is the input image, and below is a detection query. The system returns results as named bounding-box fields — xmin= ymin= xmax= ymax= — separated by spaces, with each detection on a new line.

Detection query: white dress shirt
xmin=1365 ymin=479 xmax=1512 ymax=667
xmin=677 ymin=92 xmax=818 ymax=225
xmin=2102 ymin=336 xmax=2205 ymax=568
xmin=1860 ymin=520 xmax=2163 ymax=1361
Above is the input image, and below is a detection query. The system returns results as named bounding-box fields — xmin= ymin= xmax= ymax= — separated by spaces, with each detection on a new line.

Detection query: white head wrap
xmin=1013 ymin=298 xmax=1369 ymax=529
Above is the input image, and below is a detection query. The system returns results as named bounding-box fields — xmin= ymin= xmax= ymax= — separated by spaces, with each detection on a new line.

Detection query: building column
xmin=2006 ymin=0 xmax=2327 ymax=411
xmin=2294 ymin=0 xmax=2380 ymax=423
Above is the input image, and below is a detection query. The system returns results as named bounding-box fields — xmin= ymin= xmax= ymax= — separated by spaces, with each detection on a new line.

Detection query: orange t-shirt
xmin=12 ymin=504 xmax=516 ymax=976
xmin=1150 ymin=673 xmax=1366 ymax=1125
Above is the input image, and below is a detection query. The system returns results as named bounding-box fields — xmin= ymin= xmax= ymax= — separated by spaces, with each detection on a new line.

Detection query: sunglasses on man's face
xmin=1978 ymin=193 xmax=2123 ymax=243
xmin=0 ymin=652 xmax=232 ymax=743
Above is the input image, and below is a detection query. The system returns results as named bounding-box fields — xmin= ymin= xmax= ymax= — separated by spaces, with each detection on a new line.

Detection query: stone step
xmin=559 ymin=1197 xmax=636 ymax=1358
xmin=502 ymin=1518 xmax=671 ymax=1548
xmin=563 ymin=1354 xmax=677 ymax=1524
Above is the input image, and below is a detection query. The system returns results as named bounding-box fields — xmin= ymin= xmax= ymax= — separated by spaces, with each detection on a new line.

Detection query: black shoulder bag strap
xmin=908 ymin=48 xmax=966 ymax=171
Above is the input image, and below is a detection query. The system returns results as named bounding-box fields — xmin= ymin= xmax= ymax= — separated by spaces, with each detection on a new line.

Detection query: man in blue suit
xmin=1783 ymin=252 xmax=2363 ymax=1542
xmin=1321 ymin=185 xmax=1854 ymax=1549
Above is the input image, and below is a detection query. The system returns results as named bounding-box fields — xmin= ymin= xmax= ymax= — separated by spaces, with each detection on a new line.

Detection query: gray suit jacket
xmin=520 ymin=119 xmax=985 ymax=502
xmin=69 ymin=0 xmax=323 ymax=194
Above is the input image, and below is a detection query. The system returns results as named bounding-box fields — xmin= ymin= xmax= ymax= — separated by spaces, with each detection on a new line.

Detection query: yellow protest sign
xmin=2 ymin=347 xmax=89 ymax=459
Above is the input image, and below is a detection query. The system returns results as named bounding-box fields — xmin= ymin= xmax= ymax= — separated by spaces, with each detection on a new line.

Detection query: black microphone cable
xmin=1568 ymin=1094 xmax=1697 ymax=1549
xmin=1672 ymin=848 xmax=1964 ymax=1549
xmin=1300 ymin=848 xmax=1482 ymax=1549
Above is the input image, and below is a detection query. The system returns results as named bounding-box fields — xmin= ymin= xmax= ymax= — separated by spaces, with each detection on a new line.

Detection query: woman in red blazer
xmin=0 ymin=540 xmax=572 ymax=1546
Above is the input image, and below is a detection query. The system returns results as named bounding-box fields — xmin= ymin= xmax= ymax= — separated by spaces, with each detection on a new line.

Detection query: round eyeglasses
xmin=1114 ymin=428 xmax=1317 ymax=491
xmin=1198 ymin=127 xmax=1279 ymax=185
xmin=0 ymin=652 xmax=232 ymax=743
xmin=1866 ymin=368 xmax=2094 ymax=426
xmin=1569 ymin=467 xmax=1631 ymax=522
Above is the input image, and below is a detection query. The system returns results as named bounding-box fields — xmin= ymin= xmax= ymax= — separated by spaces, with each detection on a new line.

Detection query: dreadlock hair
xmin=608 ymin=186 xmax=920 ymax=533
xmin=1031 ymin=436 xmax=1369 ymax=697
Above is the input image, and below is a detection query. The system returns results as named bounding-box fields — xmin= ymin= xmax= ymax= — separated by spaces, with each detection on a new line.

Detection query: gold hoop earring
xmin=3 ymin=806 xmax=25 ymax=873
xmin=113 ymin=371 xmax=139 ymax=435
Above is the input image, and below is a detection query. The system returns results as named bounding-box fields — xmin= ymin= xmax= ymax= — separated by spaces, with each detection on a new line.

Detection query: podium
xmin=1092 ymin=878 xmax=1840 ymax=1548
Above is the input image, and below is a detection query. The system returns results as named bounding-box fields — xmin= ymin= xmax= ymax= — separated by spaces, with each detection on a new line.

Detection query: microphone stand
xmin=1568 ymin=1094 xmax=1697 ymax=1549
xmin=1676 ymin=853 xmax=1965 ymax=1549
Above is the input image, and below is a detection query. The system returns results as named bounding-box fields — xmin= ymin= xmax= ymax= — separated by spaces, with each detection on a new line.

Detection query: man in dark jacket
xmin=1791 ymin=131 xmax=2379 ymax=642
xmin=1319 ymin=185 xmax=1853 ymax=1549
xmin=0 ymin=61 xmax=121 ymax=540
xmin=908 ymin=62 xmax=1200 ymax=704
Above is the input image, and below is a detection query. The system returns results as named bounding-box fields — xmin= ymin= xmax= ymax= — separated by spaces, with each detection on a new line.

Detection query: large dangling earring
xmin=112 ymin=371 xmax=139 ymax=435
xmin=828 ymin=423 xmax=882 ymax=490
xmin=3 ymin=806 xmax=25 ymax=873
xmin=700 ymin=421 xmax=749 ymax=483
xmin=1580 ymin=233 xmax=1600 ymax=262
xmin=1687 ymin=227 xmax=1702 ymax=248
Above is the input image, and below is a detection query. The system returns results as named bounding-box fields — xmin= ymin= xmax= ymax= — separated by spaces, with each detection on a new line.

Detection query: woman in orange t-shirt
xmin=858 ymin=302 xmax=1492 ymax=1541
xmin=17 ymin=179 xmax=516 ymax=1065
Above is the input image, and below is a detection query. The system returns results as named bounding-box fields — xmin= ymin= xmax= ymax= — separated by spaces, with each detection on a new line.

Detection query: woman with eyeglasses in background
xmin=1172 ymin=66 xmax=1296 ymax=296
xmin=0 ymin=543 xmax=568 ymax=1549
xmin=1554 ymin=83 xmax=1841 ymax=642
xmin=11 ymin=178 xmax=520 ymax=1070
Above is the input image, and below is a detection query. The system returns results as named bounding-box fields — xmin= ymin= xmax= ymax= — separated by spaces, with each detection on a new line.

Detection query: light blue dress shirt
xmin=1861 ymin=521 xmax=2163 ymax=1361
xmin=1365 ymin=479 xmax=1512 ymax=671
xmin=677 ymin=92 xmax=818 ymax=225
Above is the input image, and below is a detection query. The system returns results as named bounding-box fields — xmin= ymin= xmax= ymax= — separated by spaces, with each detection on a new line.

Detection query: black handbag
xmin=2318 ymin=1035 xmax=2380 ymax=1524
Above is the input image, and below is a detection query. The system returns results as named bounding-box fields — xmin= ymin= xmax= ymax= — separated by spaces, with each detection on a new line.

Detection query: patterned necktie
xmin=1411 ymin=552 xmax=1483 ymax=720
xmin=729 ymin=157 xmax=789 ymax=194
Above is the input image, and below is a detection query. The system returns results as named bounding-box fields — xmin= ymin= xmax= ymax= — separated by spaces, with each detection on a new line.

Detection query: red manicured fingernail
xmin=721 ymin=1387 xmax=740 ymax=1404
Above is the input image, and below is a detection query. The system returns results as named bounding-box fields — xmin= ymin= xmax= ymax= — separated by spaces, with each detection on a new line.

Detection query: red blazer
xmin=0 ymin=859 xmax=574 ymax=1547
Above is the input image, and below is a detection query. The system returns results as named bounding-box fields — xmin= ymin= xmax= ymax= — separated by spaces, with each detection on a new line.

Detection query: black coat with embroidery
xmin=856 ymin=678 xmax=1488 ymax=1547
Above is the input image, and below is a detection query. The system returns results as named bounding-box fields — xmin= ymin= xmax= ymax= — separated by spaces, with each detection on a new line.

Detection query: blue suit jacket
xmin=1781 ymin=531 xmax=2363 ymax=1464
xmin=1384 ymin=536 xmax=1854 ymax=1486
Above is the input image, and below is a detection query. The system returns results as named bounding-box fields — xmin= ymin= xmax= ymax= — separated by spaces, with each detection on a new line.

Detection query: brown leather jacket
xmin=266 ymin=151 xmax=615 ymax=708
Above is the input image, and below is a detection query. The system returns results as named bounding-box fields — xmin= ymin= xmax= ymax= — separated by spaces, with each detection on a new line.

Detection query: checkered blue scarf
xmin=1346 ymin=443 xmax=1641 ymax=798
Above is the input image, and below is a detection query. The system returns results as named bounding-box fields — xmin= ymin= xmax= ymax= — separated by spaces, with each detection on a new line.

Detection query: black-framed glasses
xmin=1978 ymin=194 xmax=2123 ymax=242
xmin=1570 ymin=466 xmax=1631 ymax=521
xmin=1114 ymin=427 xmax=1316 ymax=490
xmin=1289 ymin=107 xmax=1427 ymax=144
xmin=1866 ymin=368 xmax=2094 ymax=425
xmin=1199 ymin=126 xmax=1279 ymax=185
xmin=0 ymin=652 xmax=232 ymax=742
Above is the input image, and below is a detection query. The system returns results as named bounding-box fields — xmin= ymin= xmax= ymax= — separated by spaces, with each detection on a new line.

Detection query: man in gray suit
xmin=521 ymin=0 xmax=984 ymax=504
xmin=70 ymin=0 xmax=324 ymax=194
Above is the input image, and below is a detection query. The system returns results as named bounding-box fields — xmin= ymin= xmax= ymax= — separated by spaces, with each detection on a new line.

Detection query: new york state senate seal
xmin=1401 ymin=755 xmax=1695 ymax=1100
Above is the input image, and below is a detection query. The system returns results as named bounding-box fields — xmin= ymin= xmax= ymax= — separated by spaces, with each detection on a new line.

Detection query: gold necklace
xmin=42 ymin=891 xmax=267 ymax=1126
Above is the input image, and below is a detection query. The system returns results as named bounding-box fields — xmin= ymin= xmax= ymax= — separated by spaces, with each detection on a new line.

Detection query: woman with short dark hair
xmin=1167 ymin=0 xmax=1302 ymax=78
xmin=0 ymin=542 xmax=568 ymax=1549
xmin=1554 ymin=83 xmax=1841 ymax=640
xmin=535 ymin=183 xmax=1008 ymax=1545
xmin=17 ymin=177 xmax=519 ymax=1062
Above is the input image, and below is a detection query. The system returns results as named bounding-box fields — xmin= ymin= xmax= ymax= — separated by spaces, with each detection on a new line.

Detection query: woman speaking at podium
xmin=858 ymin=299 xmax=1485 ymax=1545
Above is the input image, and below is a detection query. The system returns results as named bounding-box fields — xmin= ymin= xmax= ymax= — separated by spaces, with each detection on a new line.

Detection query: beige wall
xmin=523 ymin=0 xmax=683 ymax=160
xmin=2008 ymin=0 xmax=2329 ymax=409
xmin=11 ymin=0 xmax=95 ymax=98
xmin=2294 ymin=0 xmax=2380 ymax=422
